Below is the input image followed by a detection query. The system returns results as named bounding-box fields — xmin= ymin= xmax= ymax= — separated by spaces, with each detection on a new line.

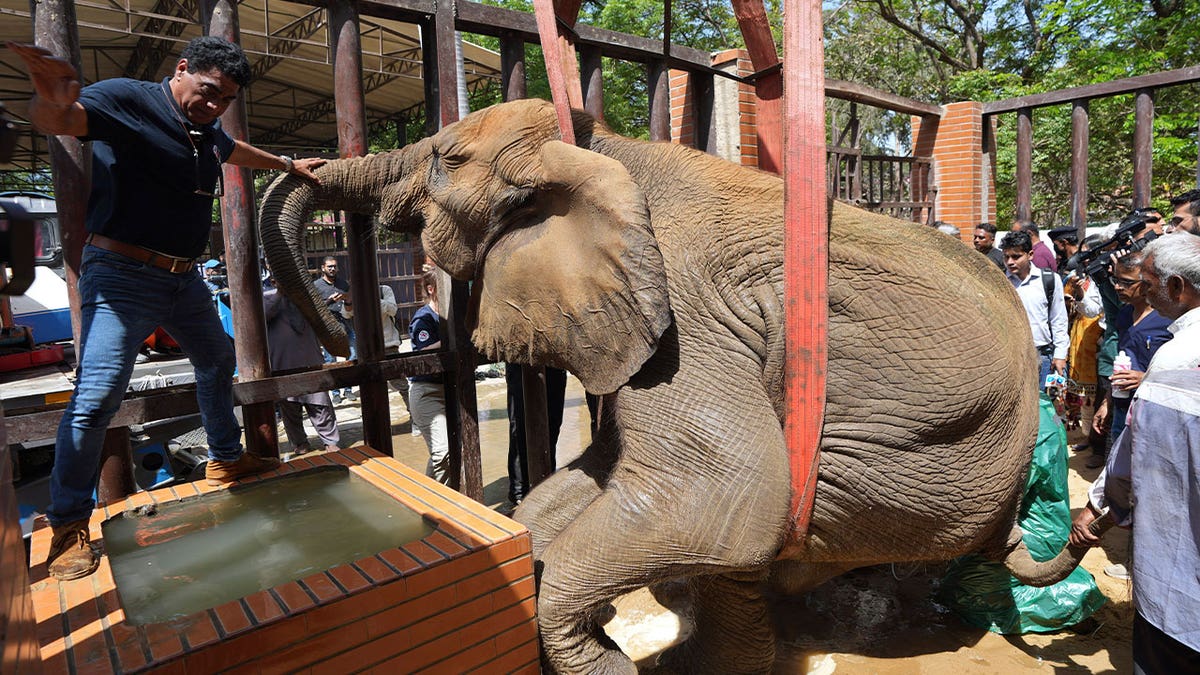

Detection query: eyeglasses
xmin=1111 ymin=277 xmax=1141 ymax=288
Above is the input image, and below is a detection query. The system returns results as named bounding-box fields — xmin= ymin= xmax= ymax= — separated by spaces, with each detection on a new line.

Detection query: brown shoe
xmin=206 ymin=452 xmax=281 ymax=486
xmin=48 ymin=520 xmax=100 ymax=581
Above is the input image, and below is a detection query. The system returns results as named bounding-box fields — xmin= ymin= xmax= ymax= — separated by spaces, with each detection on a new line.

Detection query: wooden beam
xmin=1132 ymin=89 xmax=1154 ymax=209
xmin=983 ymin=64 xmax=1200 ymax=114
xmin=1016 ymin=107 xmax=1032 ymax=222
xmin=825 ymin=78 xmax=941 ymax=117
xmin=1070 ymin=100 xmax=1088 ymax=235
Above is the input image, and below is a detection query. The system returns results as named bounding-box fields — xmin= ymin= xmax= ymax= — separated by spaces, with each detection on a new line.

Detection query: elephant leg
xmin=535 ymin=477 xmax=786 ymax=673
xmin=515 ymin=426 xmax=620 ymax=558
xmin=651 ymin=571 xmax=774 ymax=675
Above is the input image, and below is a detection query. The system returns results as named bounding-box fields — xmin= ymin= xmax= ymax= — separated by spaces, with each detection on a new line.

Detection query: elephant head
xmin=259 ymin=100 xmax=672 ymax=394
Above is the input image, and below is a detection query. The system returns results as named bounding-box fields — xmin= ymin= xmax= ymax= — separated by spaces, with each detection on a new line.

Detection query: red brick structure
xmin=912 ymin=101 xmax=997 ymax=241
xmin=671 ymin=49 xmax=762 ymax=168
xmin=27 ymin=447 xmax=537 ymax=674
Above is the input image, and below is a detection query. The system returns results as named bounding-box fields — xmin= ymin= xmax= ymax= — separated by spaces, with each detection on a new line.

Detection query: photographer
xmin=1068 ymin=211 xmax=1160 ymax=468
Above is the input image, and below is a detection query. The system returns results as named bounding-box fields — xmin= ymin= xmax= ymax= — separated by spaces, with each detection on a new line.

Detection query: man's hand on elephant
xmin=1052 ymin=359 xmax=1066 ymax=375
xmin=290 ymin=157 xmax=325 ymax=185
xmin=1069 ymin=503 xmax=1106 ymax=548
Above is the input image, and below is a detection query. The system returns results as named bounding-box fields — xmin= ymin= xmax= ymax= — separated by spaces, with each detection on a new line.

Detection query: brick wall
xmin=912 ymin=101 xmax=996 ymax=241
xmin=27 ymin=447 xmax=538 ymax=674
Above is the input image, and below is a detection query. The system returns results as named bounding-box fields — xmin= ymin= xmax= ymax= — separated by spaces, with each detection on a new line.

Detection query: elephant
xmin=258 ymin=98 xmax=1095 ymax=673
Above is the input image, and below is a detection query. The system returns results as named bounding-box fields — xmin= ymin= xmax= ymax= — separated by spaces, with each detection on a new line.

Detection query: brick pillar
xmin=668 ymin=69 xmax=694 ymax=146
xmin=912 ymin=101 xmax=996 ymax=240
xmin=670 ymin=49 xmax=760 ymax=168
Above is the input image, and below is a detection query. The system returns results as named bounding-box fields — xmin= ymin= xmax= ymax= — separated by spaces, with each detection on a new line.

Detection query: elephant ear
xmin=471 ymin=140 xmax=671 ymax=394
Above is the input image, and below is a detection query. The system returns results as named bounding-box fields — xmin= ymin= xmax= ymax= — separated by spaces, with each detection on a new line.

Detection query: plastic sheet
xmin=939 ymin=396 xmax=1106 ymax=634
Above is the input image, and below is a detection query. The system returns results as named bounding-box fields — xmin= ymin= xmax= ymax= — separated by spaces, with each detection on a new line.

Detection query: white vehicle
xmin=1 ymin=191 xmax=71 ymax=344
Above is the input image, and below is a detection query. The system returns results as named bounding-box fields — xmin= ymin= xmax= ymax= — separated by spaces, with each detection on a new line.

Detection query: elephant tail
xmin=999 ymin=517 xmax=1113 ymax=587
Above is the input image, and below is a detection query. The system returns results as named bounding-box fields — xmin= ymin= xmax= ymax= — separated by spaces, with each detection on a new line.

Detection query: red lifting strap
xmin=532 ymin=0 xmax=583 ymax=144
xmin=779 ymin=0 xmax=827 ymax=552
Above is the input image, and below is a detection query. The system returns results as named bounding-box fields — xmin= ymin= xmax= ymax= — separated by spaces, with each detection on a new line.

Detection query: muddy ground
xmin=311 ymin=374 xmax=1131 ymax=674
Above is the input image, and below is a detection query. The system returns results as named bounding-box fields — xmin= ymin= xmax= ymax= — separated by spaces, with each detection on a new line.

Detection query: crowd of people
xmin=968 ymin=200 xmax=1200 ymax=671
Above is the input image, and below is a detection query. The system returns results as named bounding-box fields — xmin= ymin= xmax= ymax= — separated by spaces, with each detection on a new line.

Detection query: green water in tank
xmin=104 ymin=467 xmax=433 ymax=625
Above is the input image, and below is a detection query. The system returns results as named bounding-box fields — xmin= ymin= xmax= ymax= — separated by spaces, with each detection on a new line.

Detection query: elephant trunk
xmin=258 ymin=143 xmax=430 ymax=357
xmin=1000 ymin=517 xmax=1114 ymax=587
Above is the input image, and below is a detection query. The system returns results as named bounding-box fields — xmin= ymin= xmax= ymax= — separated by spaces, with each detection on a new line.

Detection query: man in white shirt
xmin=1069 ymin=233 xmax=1200 ymax=671
xmin=1001 ymin=230 xmax=1069 ymax=389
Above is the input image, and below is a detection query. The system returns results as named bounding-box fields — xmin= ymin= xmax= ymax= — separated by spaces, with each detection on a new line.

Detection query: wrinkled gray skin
xmin=260 ymin=99 xmax=1095 ymax=674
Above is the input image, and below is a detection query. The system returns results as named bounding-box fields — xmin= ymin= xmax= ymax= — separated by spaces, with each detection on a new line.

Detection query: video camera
xmin=0 ymin=103 xmax=36 ymax=297
xmin=1066 ymin=211 xmax=1158 ymax=280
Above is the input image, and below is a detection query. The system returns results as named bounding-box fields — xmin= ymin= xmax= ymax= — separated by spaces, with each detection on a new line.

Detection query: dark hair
xmin=421 ymin=266 xmax=439 ymax=299
xmin=1168 ymin=189 xmax=1200 ymax=217
xmin=180 ymin=36 xmax=251 ymax=88
xmin=1013 ymin=219 xmax=1039 ymax=236
xmin=322 ymin=256 xmax=338 ymax=266
xmin=1000 ymin=230 xmax=1033 ymax=253
xmin=975 ymin=222 xmax=998 ymax=235
xmin=1047 ymin=226 xmax=1078 ymax=244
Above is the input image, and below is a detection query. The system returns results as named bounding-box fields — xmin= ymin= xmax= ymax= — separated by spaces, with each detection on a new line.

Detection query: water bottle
xmin=1112 ymin=350 xmax=1133 ymax=399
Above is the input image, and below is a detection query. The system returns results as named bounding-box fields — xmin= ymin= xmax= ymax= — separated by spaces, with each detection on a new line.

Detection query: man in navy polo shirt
xmin=10 ymin=37 xmax=325 ymax=580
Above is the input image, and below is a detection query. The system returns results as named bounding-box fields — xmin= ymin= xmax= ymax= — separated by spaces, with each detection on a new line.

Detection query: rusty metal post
xmin=501 ymin=34 xmax=527 ymax=102
xmin=1015 ymin=107 xmax=1033 ymax=222
xmin=580 ymin=45 xmax=603 ymax=120
xmin=330 ymin=0 xmax=392 ymax=456
xmin=420 ymin=18 xmax=440 ymax=137
xmin=780 ymin=0 xmax=827 ymax=546
xmin=33 ymin=0 xmax=88 ymax=358
xmin=1132 ymin=89 xmax=1154 ymax=209
xmin=1070 ymin=100 xmax=1089 ymax=237
xmin=97 ymin=427 xmax=136 ymax=503
xmin=430 ymin=2 xmax=483 ymax=500
xmin=203 ymin=0 xmax=278 ymax=458
xmin=648 ymin=60 xmax=670 ymax=141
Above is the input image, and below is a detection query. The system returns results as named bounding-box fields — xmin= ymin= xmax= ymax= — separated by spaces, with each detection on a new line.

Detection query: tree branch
xmin=865 ymin=0 xmax=971 ymax=71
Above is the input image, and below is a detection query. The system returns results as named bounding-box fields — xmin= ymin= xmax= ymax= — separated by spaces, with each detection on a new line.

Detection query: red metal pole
xmin=732 ymin=0 xmax=783 ymax=174
xmin=782 ymin=0 xmax=827 ymax=542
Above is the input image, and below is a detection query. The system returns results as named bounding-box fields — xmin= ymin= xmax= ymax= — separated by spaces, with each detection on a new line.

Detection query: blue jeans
xmin=1037 ymin=353 xmax=1053 ymax=392
xmin=48 ymin=245 xmax=241 ymax=526
xmin=322 ymin=320 xmax=356 ymax=395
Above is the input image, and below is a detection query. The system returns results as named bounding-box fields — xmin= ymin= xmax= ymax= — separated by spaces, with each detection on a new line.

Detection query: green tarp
xmin=939 ymin=396 xmax=1107 ymax=634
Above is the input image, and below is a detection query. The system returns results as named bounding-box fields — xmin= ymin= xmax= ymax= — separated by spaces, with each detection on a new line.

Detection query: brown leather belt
xmin=86 ymin=233 xmax=197 ymax=274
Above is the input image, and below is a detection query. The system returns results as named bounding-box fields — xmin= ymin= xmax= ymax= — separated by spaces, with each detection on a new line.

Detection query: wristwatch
xmin=280 ymin=155 xmax=294 ymax=173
